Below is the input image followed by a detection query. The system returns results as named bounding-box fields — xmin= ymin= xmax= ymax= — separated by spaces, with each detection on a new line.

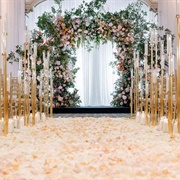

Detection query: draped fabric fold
xmin=75 ymin=42 xmax=118 ymax=106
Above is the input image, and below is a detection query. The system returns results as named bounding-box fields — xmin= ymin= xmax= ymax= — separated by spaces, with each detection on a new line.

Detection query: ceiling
xmin=25 ymin=0 xmax=158 ymax=13
xmin=25 ymin=0 xmax=46 ymax=12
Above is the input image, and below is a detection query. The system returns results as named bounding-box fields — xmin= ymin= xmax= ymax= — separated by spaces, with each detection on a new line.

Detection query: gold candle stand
xmin=135 ymin=67 xmax=139 ymax=113
xmin=32 ymin=57 xmax=37 ymax=125
xmin=176 ymin=15 xmax=180 ymax=133
xmin=9 ymin=73 xmax=12 ymax=118
xmin=154 ymin=81 xmax=158 ymax=125
xmin=150 ymin=43 xmax=154 ymax=125
xmin=32 ymin=80 xmax=36 ymax=125
xmin=18 ymin=81 xmax=22 ymax=118
xmin=2 ymin=52 xmax=9 ymax=135
xmin=160 ymin=69 xmax=164 ymax=118
xmin=145 ymin=69 xmax=149 ymax=125
xmin=145 ymin=87 xmax=149 ymax=125
xmin=40 ymin=94 xmax=42 ymax=119
xmin=130 ymin=73 xmax=134 ymax=118
xmin=168 ymin=74 xmax=173 ymax=136
xmin=140 ymin=95 xmax=143 ymax=113
xmin=23 ymin=39 xmax=31 ymax=125
xmin=155 ymin=43 xmax=158 ymax=69
xmin=139 ymin=79 xmax=143 ymax=113
xmin=43 ymin=74 xmax=49 ymax=117
xmin=27 ymin=87 xmax=30 ymax=123
xmin=133 ymin=79 xmax=136 ymax=116
xmin=130 ymin=87 xmax=133 ymax=118
xmin=23 ymin=76 xmax=30 ymax=126
xmin=50 ymin=83 xmax=53 ymax=118
xmin=0 ymin=69 xmax=2 ymax=120
xmin=23 ymin=93 xmax=28 ymax=126
xmin=151 ymin=82 xmax=158 ymax=126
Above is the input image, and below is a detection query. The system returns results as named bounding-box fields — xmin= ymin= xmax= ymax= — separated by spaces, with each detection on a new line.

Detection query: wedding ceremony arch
xmin=9 ymin=0 xmax=154 ymax=108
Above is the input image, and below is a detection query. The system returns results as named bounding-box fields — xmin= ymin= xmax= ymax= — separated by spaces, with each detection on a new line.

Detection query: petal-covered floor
xmin=0 ymin=117 xmax=180 ymax=179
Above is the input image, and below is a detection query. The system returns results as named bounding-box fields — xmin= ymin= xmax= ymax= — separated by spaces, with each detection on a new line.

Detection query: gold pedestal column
xmin=3 ymin=52 xmax=9 ymax=135
xmin=176 ymin=15 xmax=180 ymax=133
xmin=160 ymin=69 xmax=164 ymax=118
xmin=168 ymin=74 xmax=173 ymax=136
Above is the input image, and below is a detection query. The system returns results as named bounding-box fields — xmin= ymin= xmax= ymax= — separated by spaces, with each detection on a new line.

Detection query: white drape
xmin=0 ymin=0 xmax=25 ymax=76
xmin=158 ymin=0 xmax=176 ymax=36
xmin=158 ymin=0 xmax=176 ymax=60
xmin=76 ymin=42 xmax=118 ymax=106
xmin=26 ymin=0 xmax=155 ymax=106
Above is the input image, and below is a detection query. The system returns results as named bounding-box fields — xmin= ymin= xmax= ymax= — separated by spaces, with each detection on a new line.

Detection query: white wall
xmin=0 ymin=0 xmax=25 ymax=76
xmin=158 ymin=0 xmax=177 ymax=52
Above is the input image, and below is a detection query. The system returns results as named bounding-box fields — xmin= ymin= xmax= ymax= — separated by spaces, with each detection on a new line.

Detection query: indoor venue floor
xmin=1 ymin=116 xmax=180 ymax=179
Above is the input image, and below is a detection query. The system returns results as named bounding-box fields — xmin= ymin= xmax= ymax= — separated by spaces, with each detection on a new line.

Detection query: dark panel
xmin=53 ymin=106 xmax=130 ymax=114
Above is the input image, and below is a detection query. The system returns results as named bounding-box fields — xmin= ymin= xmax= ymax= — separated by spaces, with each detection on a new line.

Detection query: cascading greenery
xmin=8 ymin=0 xmax=171 ymax=107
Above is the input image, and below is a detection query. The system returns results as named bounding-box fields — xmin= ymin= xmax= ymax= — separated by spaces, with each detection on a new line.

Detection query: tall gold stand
xmin=0 ymin=69 xmax=2 ymax=120
xmin=150 ymin=43 xmax=154 ymax=125
xmin=3 ymin=52 xmax=8 ymax=135
xmin=176 ymin=15 xmax=180 ymax=133
xmin=135 ymin=67 xmax=139 ymax=113
xmin=50 ymin=84 xmax=53 ymax=118
xmin=32 ymin=58 xmax=37 ymax=125
xmin=151 ymin=82 xmax=157 ymax=126
xmin=168 ymin=74 xmax=173 ymax=136
xmin=130 ymin=87 xmax=133 ymax=117
xmin=23 ymin=94 xmax=28 ymax=126
xmin=40 ymin=94 xmax=42 ymax=119
xmin=145 ymin=72 xmax=149 ymax=124
xmin=32 ymin=81 xmax=36 ymax=125
xmin=160 ymin=69 xmax=164 ymax=118
xmin=145 ymin=89 xmax=149 ymax=124
xmin=18 ymin=81 xmax=22 ymax=117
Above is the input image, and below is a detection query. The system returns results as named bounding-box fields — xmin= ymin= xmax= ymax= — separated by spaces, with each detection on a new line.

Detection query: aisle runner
xmin=0 ymin=117 xmax=180 ymax=179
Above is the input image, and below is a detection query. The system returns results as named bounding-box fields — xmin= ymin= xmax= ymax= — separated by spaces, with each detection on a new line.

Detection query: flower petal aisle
xmin=0 ymin=117 xmax=180 ymax=179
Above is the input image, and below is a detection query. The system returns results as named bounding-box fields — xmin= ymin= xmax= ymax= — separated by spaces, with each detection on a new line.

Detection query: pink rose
xmin=56 ymin=61 xmax=60 ymax=65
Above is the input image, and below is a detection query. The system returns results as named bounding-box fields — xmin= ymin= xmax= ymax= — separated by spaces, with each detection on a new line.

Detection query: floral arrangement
xmin=8 ymin=0 xmax=167 ymax=107
xmin=36 ymin=0 xmax=134 ymax=107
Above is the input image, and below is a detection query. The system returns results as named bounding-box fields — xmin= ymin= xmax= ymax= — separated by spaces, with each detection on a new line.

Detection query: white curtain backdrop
xmin=26 ymin=0 xmax=156 ymax=106
xmin=158 ymin=0 xmax=176 ymax=36
xmin=75 ymin=42 xmax=117 ymax=106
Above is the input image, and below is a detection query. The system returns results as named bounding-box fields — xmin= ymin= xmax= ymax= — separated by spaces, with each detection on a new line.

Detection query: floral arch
xmin=10 ymin=0 xmax=153 ymax=107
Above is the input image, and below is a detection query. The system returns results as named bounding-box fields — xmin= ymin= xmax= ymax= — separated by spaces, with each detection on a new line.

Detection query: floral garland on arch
xmin=8 ymin=0 xmax=156 ymax=107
